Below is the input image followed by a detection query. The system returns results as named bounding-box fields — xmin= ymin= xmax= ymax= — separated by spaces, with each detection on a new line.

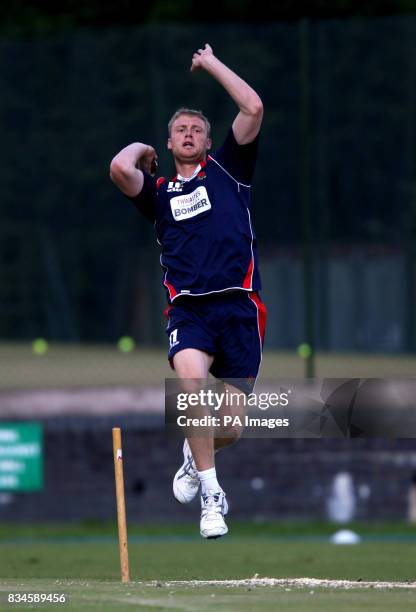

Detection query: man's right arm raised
xmin=110 ymin=143 xmax=157 ymax=197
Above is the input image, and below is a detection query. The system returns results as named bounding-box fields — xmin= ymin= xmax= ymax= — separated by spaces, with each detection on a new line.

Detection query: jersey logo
xmin=170 ymin=186 xmax=212 ymax=221
xmin=167 ymin=181 xmax=183 ymax=192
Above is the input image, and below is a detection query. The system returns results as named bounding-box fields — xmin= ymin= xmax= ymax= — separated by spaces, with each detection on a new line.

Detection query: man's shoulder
xmin=210 ymin=128 xmax=235 ymax=156
xmin=208 ymin=128 xmax=259 ymax=185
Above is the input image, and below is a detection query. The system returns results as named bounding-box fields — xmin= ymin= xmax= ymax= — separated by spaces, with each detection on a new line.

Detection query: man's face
xmin=168 ymin=115 xmax=211 ymax=164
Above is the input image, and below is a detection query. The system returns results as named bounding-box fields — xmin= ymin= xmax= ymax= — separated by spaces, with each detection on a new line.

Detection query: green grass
xmin=1 ymin=343 xmax=415 ymax=389
xmin=1 ymin=519 xmax=416 ymax=539
xmin=0 ymin=581 xmax=416 ymax=612
xmin=2 ymin=539 xmax=416 ymax=582
xmin=1 ymin=522 xmax=416 ymax=610
xmin=1 ymin=338 xmax=416 ymax=610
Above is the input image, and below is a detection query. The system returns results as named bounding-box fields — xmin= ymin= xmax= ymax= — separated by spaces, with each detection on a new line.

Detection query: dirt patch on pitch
xmin=149 ymin=577 xmax=416 ymax=590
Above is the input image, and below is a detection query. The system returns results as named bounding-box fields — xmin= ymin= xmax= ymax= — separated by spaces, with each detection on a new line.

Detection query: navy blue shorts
xmin=165 ymin=291 xmax=267 ymax=392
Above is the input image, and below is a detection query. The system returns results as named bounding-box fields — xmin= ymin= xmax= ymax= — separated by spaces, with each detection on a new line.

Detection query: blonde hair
xmin=168 ymin=107 xmax=211 ymax=136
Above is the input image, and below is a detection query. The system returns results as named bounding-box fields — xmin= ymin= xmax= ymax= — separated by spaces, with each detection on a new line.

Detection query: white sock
xmin=198 ymin=467 xmax=221 ymax=495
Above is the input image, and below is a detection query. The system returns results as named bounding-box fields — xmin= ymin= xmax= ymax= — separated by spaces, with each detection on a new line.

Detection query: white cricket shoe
xmin=173 ymin=439 xmax=200 ymax=504
xmin=200 ymin=490 xmax=229 ymax=539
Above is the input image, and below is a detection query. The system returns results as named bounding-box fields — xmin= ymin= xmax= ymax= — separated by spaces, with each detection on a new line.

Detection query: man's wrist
xmin=201 ymin=53 xmax=222 ymax=72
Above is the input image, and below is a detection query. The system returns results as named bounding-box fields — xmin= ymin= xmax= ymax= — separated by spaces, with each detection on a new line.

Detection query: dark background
xmin=2 ymin=1 xmax=416 ymax=34
xmin=0 ymin=1 xmax=415 ymax=349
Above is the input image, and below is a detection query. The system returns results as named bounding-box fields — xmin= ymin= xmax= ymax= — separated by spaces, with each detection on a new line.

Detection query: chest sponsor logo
xmin=170 ymin=186 xmax=212 ymax=221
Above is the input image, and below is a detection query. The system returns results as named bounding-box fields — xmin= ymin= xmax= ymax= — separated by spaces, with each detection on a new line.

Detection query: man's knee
xmin=173 ymin=348 xmax=213 ymax=383
xmin=178 ymin=377 xmax=205 ymax=395
xmin=216 ymin=423 xmax=244 ymax=449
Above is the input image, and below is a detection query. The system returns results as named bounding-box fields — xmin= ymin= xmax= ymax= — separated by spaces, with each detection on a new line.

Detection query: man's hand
xmin=189 ymin=43 xmax=263 ymax=145
xmin=191 ymin=43 xmax=214 ymax=72
xmin=110 ymin=142 xmax=158 ymax=197
xmin=138 ymin=145 xmax=158 ymax=176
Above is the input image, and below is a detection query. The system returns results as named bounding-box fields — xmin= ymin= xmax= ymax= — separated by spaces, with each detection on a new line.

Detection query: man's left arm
xmin=191 ymin=44 xmax=263 ymax=145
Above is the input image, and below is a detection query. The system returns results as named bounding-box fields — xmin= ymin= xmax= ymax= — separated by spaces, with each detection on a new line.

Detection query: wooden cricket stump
xmin=112 ymin=427 xmax=130 ymax=582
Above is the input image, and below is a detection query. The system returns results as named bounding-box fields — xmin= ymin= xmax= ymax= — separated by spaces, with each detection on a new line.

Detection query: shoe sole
xmin=201 ymin=526 xmax=229 ymax=539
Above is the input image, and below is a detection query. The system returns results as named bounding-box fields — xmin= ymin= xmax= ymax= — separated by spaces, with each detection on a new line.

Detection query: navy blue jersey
xmin=128 ymin=128 xmax=261 ymax=302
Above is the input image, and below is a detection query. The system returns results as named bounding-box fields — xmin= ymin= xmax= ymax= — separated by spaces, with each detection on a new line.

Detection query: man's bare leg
xmin=214 ymin=382 xmax=247 ymax=451
xmin=172 ymin=348 xmax=228 ymax=538
xmin=173 ymin=348 xmax=215 ymax=471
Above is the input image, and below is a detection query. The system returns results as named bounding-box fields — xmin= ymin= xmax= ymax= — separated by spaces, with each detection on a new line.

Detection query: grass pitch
xmin=1 ymin=579 xmax=416 ymax=611
xmin=1 ymin=522 xmax=416 ymax=610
